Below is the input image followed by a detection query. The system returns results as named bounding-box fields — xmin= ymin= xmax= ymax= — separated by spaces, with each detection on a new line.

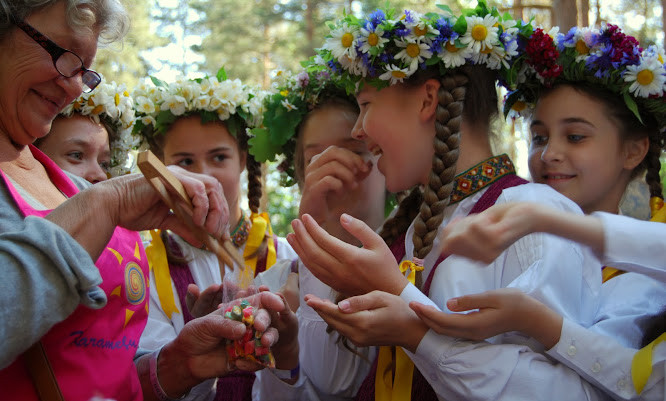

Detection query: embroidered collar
xmin=230 ymin=211 xmax=252 ymax=248
xmin=450 ymin=154 xmax=516 ymax=204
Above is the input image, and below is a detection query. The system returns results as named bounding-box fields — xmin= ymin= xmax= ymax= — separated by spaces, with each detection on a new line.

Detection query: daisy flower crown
xmin=503 ymin=24 xmax=666 ymax=129
xmin=316 ymin=0 xmax=529 ymax=92
xmin=60 ymin=80 xmax=140 ymax=176
xmin=248 ymin=67 xmax=354 ymax=185
xmin=132 ymin=68 xmax=267 ymax=145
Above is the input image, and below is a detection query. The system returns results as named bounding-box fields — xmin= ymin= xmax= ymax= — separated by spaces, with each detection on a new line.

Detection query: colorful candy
xmin=223 ymin=300 xmax=275 ymax=368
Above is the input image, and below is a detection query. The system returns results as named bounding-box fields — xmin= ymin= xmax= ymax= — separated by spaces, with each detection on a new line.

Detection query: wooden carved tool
xmin=137 ymin=150 xmax=244 ymax=279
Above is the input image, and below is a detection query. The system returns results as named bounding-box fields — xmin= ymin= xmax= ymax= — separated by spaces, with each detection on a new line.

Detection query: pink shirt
xmin=0 ymin=146 xmax=149 ymax=400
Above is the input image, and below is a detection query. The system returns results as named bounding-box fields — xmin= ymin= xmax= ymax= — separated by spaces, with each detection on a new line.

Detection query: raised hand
xmin=287 ymin=213 xmax=408 ymax=296
xmin=186 ymin=283 xmax=223 ymax=319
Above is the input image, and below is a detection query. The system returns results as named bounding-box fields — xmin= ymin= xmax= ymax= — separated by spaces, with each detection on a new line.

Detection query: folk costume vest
xmin=0 ymin=145 xmax=149 ymax=401
xmin=355 ymin=154 xmax=528 ymax=401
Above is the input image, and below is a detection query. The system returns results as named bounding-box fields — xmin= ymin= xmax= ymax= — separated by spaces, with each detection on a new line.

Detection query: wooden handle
xmin=137 ymin=150 xmax=244 ymax=272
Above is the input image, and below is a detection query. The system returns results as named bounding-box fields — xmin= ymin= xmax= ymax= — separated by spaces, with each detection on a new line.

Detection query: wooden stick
xmin=137 ymin=150 xmax=244 ymax=278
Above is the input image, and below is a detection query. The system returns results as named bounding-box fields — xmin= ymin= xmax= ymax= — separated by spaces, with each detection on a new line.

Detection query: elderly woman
xmin=0 ymin=1 xmax=298 ymax=401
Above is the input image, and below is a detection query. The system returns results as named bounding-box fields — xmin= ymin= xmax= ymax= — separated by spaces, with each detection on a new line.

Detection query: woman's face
xmin=162 ymin=116 xmax=246 ymax=219
xmin=528 ymin=85 xmax=643 ymax=213
xmin=352 ymin=82 xmax=436 ymax=193
xmin=38 ymin=114 xmax=110 ymax=183
xmin=0 ymin=1 xmax=98 ymax=146
xmin=300 ymin=104 xmax=386 ymax=236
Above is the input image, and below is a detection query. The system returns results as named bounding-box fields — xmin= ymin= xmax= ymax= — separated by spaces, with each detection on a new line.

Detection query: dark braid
xmin=246 ymin=154 xmax=262 ymax=214
xmin=645 ymin=130 xmax=665 ymax=200
xmin=411 ymin=73 xmax=467 ymax=287
xmin=378 ymin=187 xmax=423 ymax=246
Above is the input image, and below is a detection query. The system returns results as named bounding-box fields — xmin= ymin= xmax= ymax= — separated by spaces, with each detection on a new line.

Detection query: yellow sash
xmin=238 ymin=212 xmax=277 ymax=288
xmin=375 ymin=260 xmax=424 ymax=401
xmin=632 ymin=333 xmax=666 ymax=393
xmin=144 ymin=229 xmax=180 ymax=319
xmin=630 ymin=197 xmax=666 ymax=393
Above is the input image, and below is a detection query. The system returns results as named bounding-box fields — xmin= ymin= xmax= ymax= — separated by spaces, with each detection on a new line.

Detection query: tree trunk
xmin=579 ymin=0 xmax=589 ymax=26
xmin=306 ymin=0 xmax=315 ymax=56
xmin=552 ymin=0 xmax=578 ymax=31
xmin=513 ymin=0 xmax=524 ymax=22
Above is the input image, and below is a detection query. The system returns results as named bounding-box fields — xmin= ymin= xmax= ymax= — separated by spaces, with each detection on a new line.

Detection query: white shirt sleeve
xmin=546 ymin=318 xmax=666 ymax=401
xmin=406 ymin=329 xmax=610 ymax=401
xmin=594 ymin=212 xmax=666 ymax=282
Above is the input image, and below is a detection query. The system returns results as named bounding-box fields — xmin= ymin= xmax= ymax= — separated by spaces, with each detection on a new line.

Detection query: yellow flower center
xmin=472 ymin=24 xmax=488 ymax=41
xmin=481 ymin=46 xmax=493 ymax=54
xmin=368 ymin=33 xmax=379 ymax=47
xmin=444 ymin=42 xmax=459 ymax=53
xmin=575 ymin=39 xmax=589 ymax=55
xmin=512 ymin=101 xmax=527 ymax=112
xmin=413 ymin=25 xmax=428 ymax=37
xmin=280 ymin=89 xmax=290 ymax=97
xmin=114 ymin=93 xmax=120 ymax=106
xmin=637 ymin=69 xmax=655 ymax=86
xmin=392 ymin=70 xmax=407 ymax=79
xmin=406 ymin=43 xmax=421 ymax=58
xmin=659 ymin=55 xmax=664 ymax=64
xmin=87 ymin=98 xmax=95 ymax=106
xmin=91 ymin=105 xmax=104 ymax=115
xmin=341 ymin=32 xmax=354 ymax=48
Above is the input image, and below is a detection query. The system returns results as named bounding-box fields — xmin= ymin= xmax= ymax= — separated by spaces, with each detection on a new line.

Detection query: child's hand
xmin=439 ymin=202 xmax=540 ymax=263
xmin=299 ymin=146 xmax=371 ymax=226
xmin=186 ymin=283 xmax=223 ymax=318
xmin=410 ymin=288 xmax=563 ymax=348
xmin=287 ymin=213 xmax=408 ymax=296
xmin=304 ymin=291 xmax=428 ymax=352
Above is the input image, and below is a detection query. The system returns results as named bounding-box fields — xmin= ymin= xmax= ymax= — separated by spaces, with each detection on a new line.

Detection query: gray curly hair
xmin=0 ymin=0 xmax=128 ymax=44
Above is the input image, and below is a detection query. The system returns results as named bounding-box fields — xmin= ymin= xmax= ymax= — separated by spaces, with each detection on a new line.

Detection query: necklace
xmin=230 ymin=211 xmax=251 ymax=247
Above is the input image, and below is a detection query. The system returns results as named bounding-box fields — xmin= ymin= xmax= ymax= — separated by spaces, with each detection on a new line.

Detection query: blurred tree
xmin=94 ymin=0 xmax=168 ymax=87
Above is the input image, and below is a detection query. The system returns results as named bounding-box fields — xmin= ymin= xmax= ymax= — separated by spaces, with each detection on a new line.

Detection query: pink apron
xmin=0 ymin=145 xmax=149 ymax=401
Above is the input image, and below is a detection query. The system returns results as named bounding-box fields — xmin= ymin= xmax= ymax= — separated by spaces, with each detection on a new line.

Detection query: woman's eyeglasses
xmin=14 ymin=20 xmax=101 ymax=93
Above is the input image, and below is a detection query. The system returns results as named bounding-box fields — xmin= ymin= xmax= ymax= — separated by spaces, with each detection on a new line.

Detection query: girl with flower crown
xmin=248 ymin=68 xmax=386 ymax=399
xmin=406 ymin=23 xmax=666 ymax=400
xmin=285 ymin=2 xmax=617 ymax=400
xmin=34 ymin=80 xmax=140 ymax=183
xmin=133 ymin=70 xmax=299 ymax=401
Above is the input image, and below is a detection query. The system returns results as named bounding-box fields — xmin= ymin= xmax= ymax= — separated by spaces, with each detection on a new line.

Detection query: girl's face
xmin=39 ymin=114 xmax=110 ymax=183
xmin=353 ymin=82 xmax=437 ymax=193
xmin=300 ymin=104 xmax=386 ymax=237
xmin=528 ymin=85 xmax=646 ymax=214
xmin=162 ymin=116 xmax=246 ymax=219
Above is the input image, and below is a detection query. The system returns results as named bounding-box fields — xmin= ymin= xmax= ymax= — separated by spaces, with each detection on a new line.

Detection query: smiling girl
xmin=286 ymin=3 xmax=609 ymax=400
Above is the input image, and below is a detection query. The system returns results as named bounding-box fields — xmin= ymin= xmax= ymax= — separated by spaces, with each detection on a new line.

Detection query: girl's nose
xmin=351 ymin=116 xmax=366 ymax=140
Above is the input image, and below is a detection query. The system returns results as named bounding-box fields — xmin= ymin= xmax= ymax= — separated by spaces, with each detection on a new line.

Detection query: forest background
xmin=93 ymin=0 xmax=666 ymax=235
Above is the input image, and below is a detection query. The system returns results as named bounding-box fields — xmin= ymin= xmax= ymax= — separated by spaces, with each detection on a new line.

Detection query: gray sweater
xmin=0 ymin=172 xmax=106 ymax=369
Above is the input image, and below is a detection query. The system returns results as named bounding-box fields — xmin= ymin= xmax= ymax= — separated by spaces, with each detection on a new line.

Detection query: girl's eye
xmin=99 ymin=161 xmax=111 ymax=171
xmin=213 ymin=154 xmax=228 ymax=163
xmin=567 ymin=134 xmax=585 ymax=143
xmin=176 ymin=158 xmax=193 ymax=167
xmin=67 ymin=151 xmax=83 ymax=161
xmin=530 ymin=133 xmax=547 ymax=146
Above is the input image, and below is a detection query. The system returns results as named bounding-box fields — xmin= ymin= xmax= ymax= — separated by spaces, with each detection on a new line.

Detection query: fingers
xmin=447 ymin=292 xmax=495 ymax=312
xmin=337 ymin=291 xmax=387 ymax=313
xmin=185 ymin=284 xmax=201 ymax=316
xmin=339 ymin=213 xmax=384 ymax=251
xmin=287 ymin=217 xmax=343 ymax=286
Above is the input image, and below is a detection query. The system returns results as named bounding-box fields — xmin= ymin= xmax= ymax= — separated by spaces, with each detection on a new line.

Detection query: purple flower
xmin=296 ymin=71 xmax=309 ymax=88
xmin=366 ymin=10 xmax=386 ymax=31
xmin=404 ymin=10 xmax=416 ymax=24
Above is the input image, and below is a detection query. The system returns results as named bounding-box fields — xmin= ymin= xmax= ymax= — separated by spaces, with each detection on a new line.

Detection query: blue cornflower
xmin=366 ymin=10 xmax=386 ymax=31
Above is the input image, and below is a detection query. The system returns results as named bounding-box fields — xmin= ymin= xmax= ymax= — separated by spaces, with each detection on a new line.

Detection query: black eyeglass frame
xmin=14 ymin=19 xmax=101 ymax=93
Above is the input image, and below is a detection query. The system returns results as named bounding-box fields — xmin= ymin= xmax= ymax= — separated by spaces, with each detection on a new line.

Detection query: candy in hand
xmin=224 ymin=300 xmax=276 ymax=368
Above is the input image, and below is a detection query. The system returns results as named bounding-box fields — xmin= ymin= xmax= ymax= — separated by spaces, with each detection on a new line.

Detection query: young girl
xmin=249 ymin=69 xmax=386 ymax=399
xmin=35 ymin=80 xmax=139 ymax=183
xmin=288 ymin=3 xmax=610 ymax=399
xmin=409 ymin=23 xmax=666 ymax=400
xmin=133 ymin=70 xmax=298 ymax=401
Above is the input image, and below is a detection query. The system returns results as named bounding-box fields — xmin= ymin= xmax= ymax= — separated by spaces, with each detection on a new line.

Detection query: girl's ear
xmin=623 ymin=136 xmax=650 ymax=170
xmin=419 ymin=78 xmax=441 ymax=123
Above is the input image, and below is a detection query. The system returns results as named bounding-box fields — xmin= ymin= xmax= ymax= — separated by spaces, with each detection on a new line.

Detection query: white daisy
xmin=160 ymin=94 xmax=187 ymax=116
xmin=624 ymin=56 xmax=666 ymax=98
xmin=281 ymin=99 xmax=298 ymax=111
xmin=395 ymin=38 xmax=433 ymax=71
xmin=439 ymin=39 xmax=472 ymax=68
xmin=460 ymin=15 xmax=499 ymax=53
xmin=379 ymin=64 xmax=412 ymax=85
xmin=323 ymin=23 xmax=359 ymax=61
xmin=400 ymin=11 xmax=439 ymax=43
xmin=359 ymin=25 xmax=389 ymax=54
